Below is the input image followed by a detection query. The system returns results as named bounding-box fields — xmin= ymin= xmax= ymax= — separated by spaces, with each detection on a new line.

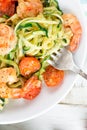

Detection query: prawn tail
xmin=11 ymin=88 xmax=23 ymax=99
xmin=69 ymin=33 xmax=82 ymax=52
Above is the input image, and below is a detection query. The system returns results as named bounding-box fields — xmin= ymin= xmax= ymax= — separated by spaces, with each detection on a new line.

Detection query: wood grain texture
xmin=0 ymin=105 xmax=86 ymax=130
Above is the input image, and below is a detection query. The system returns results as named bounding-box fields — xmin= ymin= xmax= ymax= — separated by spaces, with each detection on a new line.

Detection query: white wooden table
xmin=0 ymin=105 xmax=87 ymax=130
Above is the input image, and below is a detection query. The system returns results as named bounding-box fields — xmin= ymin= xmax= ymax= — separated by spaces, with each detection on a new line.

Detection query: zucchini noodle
xmin=0 ymin=56 xmax=20 ymax=76
xmin=0 ymin=98 xmax=8 ymax=111
xmin=14 ymin=9 xmax=72 ymax=58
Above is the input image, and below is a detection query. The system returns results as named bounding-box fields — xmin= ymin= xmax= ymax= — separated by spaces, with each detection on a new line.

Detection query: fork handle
xmin=72 ymin=65 xmax=87 ymax=80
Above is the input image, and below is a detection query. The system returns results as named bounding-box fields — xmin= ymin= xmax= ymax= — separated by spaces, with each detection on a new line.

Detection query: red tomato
xmin=19 ymin=57 xmax=41 ymax=77
xmin=43 ymin=65 xmax=64 ymax=87
xmin=0 ymin=0 xmax=16 ymax=16
xmin=23 ymin=76 xmax=42 ymax=100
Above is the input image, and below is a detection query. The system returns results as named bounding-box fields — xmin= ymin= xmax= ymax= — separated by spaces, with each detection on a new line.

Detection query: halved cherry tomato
xmin=0 ymin=0 xmax=16 ymax=16
xmin=43 ymin=65 xmax=64 ymax=87
xmin=19 ymin=57 xmax=41 ymax=77
xmin=23 ymin=76 xmax=42 ymax=100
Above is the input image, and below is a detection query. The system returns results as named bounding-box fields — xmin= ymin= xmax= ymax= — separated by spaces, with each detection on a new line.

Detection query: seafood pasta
xmin=0 ymin=0 xmax=82 ymax=110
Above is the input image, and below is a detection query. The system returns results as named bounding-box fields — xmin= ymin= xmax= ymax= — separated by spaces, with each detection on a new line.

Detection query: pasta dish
xmin=0 ymin=0 xmax=82 ymax=110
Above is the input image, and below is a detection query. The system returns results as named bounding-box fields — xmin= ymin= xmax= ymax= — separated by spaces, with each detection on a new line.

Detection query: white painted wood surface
xmin=0 ymin=105 xmax=87 ymax=130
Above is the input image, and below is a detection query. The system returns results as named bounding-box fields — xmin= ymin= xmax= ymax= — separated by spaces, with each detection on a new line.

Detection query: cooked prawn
xmin=0 ymin=23 xmax=17 ymax=55
xmin=17 ymin=0 xmax=43 ymax=19
xmin=0 ymin=82 xmax=22 ymax=98
xmin=62 ymin=14 xmax=82 ymax=52
xmin=0 ymin=67 xmax=21 ymax=98
xmin=0 ymin=67 xmax=18 ymax=84
xmin=0 ymin=75 xmax=42 ymax=99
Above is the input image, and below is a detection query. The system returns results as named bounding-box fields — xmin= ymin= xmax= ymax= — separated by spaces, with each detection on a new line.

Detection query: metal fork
xmin=47 ymin=48 xmax=87 ymax=80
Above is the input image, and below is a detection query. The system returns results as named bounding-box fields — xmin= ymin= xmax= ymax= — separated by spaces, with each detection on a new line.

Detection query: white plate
xmin=0 ymin=0 xmax=87 ymax=124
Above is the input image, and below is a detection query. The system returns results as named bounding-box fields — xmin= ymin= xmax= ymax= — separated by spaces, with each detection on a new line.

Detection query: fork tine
xmin=47 ymin=47 xmax=77 ymax=71
xmin=60 ymin=48 xmax=64 ymax=52
xmin=49 ymin=48 xmax=65 ymax=63
xmin=54 ymin=48 xmax=65 ymax=56
xmin=55 ymin=51 xmax=61 ymax=57
xmin=51 ymin=54 xmax=59 ymax=61
xmin=47 ymin=59 xmax=56 ymax=67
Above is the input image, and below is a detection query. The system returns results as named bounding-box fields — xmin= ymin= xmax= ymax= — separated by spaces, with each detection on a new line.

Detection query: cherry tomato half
xmin=43 ymin=65 xmax=64 ymax=87
xmin=19 ymin=57 xmax=41 ymax=77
